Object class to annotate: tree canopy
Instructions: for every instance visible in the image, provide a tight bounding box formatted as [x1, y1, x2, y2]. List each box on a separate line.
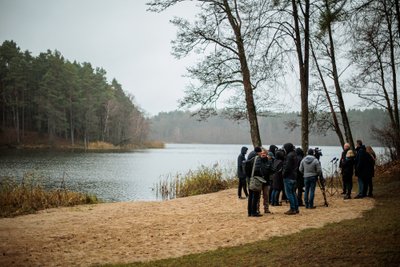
[0, 40, 149, 147]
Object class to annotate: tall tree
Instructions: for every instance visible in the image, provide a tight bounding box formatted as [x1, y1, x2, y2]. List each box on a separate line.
[273, 0, 311, 151]
[315, 0, 355, 149]
[350, 0, 400, 158]
[147, 0, 283, 147]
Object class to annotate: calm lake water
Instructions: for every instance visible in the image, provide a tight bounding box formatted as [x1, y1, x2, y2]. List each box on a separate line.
[0, 144, 385, 202]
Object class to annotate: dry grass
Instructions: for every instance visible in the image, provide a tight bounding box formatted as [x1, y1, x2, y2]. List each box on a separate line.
[108, 160, 400, 267]
[155, 164, 237, 200]
[87, 141, 118, 150]
[0, 174, 99, 218]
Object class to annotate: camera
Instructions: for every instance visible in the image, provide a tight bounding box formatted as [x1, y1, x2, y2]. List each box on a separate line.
[314, 147, 322, 160]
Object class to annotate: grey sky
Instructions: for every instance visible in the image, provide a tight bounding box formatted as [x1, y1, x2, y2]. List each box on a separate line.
[0, 0, 199, 116]
[1, 0, 362, 117]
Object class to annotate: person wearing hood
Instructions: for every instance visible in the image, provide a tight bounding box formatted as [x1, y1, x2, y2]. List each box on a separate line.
[237, 146, 249, 199]
[282, 143, 299, 215]
[271, 149, 285, 206]
[354, 140, 368, 198]
[295, 147, 305, 207]
[244, 146, 263, 217]
[299, 148, 322, 209]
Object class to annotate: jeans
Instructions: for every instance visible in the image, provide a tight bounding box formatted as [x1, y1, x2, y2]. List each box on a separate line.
[271, 189, 281, 205]
[284, 179, 298, 211]
[357, 176, 364, 196]
[304, 176, 317, 208]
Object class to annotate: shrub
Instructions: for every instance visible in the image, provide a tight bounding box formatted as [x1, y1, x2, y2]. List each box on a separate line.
[0, 173, 99, 217]
[155, 164, 237, 200]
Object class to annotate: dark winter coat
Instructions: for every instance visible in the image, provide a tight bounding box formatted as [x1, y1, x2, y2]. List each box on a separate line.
[244, 156, 275, 180]
[237, 146, 248, 179]
[272, 159, 284, 190]
[283, 143, 298, 180]
[342, 156, 355, 178]
[339, 148, 350, 172]
[355, 145, 375, 178]
[244, 156, 263, 178]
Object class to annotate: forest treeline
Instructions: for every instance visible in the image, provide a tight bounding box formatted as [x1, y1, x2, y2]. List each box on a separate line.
[0, 40, 149, 147]
[149, 109, 386, 146]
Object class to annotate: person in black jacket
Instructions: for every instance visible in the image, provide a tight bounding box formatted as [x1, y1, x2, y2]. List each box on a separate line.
[295, 147, 305, 206]
[363, 146, 376, 197]
[355, 140, 368, 198]
[271, 150, 285, 206]
[260, 150, 276, 214]
[244, 147, 263, 217]
[237, 146, 249, 199]
[342, 149, 355, 199]
[283, 143, 299, 215]
[339, 143, 351, 195]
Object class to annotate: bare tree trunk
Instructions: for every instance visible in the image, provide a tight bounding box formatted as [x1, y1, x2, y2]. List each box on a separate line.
[327, 23, 355, 149]
[21, 87, 24, 143]
[395, 0, 400, 37]
[14, 87, 20, 144]
[103, 100, 110, 142]
[292, 0, 310, 152]
[224, 0, 261, 147]
[311, 43, 345, 146]
[384, 0, 400, 155]
[384, 0, 400, 130]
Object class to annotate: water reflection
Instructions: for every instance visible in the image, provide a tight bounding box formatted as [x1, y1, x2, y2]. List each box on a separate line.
[0, 144, 385, 202]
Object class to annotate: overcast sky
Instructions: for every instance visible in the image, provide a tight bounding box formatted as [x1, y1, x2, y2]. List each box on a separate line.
[0, 0, 201, 116]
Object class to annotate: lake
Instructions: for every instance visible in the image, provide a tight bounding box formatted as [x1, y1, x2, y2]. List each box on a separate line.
[0, 144, 385, 202]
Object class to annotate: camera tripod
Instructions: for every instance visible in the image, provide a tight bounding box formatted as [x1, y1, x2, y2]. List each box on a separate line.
[325, 157, 342, 196]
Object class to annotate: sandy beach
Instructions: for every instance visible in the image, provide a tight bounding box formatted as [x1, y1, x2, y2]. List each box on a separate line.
[0, 189, 374, 266]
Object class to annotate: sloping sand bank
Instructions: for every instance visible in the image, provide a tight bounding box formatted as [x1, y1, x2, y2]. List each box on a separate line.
[0, 189, 374, 266]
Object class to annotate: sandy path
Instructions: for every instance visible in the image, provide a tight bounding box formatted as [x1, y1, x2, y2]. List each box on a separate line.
[0, 189, 374, 266]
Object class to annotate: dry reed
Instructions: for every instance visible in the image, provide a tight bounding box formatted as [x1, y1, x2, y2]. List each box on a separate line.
[155, 164, 237, 200]
[0, 173, 98, 217]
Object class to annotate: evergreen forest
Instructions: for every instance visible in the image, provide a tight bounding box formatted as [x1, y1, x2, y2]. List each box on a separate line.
[0, 40, 149, 148]
[149, 109, 386, 146]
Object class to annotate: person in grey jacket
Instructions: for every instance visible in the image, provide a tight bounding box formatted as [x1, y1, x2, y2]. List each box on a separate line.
[299, 148, 322, 209]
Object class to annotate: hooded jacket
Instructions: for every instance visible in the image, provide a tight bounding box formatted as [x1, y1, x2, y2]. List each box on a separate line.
[237, 146, 248, 179]
[299, 155, 322, 178]
[283, 143, 297, 180]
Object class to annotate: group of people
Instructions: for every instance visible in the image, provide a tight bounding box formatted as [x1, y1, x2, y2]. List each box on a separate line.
[237, 143, 323, 217]
[237, 139, 376, 217]
[339, 140, 376, 199]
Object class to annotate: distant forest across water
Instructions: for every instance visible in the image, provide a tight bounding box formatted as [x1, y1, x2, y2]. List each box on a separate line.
[149, 109, 386, 146]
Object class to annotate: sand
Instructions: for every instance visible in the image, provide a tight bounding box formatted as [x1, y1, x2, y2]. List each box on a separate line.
[0, 189, 374, 266]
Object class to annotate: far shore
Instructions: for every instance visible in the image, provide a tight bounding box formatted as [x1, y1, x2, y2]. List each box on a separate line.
[0, 140, 165, 151]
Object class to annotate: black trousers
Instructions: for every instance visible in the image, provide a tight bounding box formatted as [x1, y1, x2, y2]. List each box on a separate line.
[343, 174, 353, 195]
[238, 178, 248, 197]
[248, 189, 260, 216]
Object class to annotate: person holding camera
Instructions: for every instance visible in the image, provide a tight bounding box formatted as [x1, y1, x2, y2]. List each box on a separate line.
[299, 148, 322, 209]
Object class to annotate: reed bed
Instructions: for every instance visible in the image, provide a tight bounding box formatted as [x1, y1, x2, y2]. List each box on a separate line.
[0, 173, 98, 217]
[155, 164, 237, 200]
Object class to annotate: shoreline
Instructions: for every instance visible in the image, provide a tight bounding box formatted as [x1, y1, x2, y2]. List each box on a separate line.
[0, 188, 375, 266]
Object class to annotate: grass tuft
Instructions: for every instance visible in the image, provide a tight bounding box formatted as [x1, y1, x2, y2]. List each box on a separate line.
[155, 164, 237, 200]
[0, 173, 99, 217]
